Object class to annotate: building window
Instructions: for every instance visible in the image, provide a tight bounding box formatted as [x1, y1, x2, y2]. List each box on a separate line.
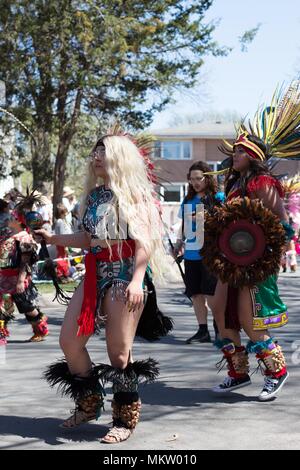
[207, 161, 222, 172]
[160, 183, 186, 203]
[154, 140, 192, 160]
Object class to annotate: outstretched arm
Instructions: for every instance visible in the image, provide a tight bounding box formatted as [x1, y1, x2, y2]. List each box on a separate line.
[34, 229, 91, 249]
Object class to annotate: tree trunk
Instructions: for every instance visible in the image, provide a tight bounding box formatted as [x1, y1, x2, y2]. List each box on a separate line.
[52, 136, 68, 212]
[52, 89, 83, 217]
[31, 129, 52, 189]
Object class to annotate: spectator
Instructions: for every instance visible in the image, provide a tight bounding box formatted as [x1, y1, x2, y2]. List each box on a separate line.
[3, 188, 22, 210]
[62, 186, 76, 225]
[71, 201, 82, 232]
[36, 192, 53, 232]
[54, 203, 73, 282]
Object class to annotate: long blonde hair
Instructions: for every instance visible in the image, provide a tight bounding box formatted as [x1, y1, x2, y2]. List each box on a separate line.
[80, 135, 166, 279]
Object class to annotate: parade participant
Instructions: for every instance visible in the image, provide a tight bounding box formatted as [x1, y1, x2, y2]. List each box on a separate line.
[173, 161, 224, 343]
[202, 81, 300, 401]
[284, 238, 297, 273]
[0, 199, 13, 340]
[37, 127, 171, 444]
[0, 197, 49, 342]
[282, 177, 300, 272]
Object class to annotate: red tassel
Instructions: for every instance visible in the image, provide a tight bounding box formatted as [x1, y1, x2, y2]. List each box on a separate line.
[77, 253, 97, 337]
[77, 241, 136, 337]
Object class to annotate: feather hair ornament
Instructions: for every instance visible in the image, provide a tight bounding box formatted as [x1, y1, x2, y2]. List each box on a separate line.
[207, 80, 300, 175]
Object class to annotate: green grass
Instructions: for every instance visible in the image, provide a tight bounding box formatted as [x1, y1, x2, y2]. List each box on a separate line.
[36, 281, 79, 294]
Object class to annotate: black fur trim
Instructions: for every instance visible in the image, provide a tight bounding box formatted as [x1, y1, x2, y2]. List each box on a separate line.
[43, 359, 105, 401]
[25, 311, 44, 324]
[136, 273, 173, 341]
[114, 391, 139, 405]
[95, 358, 159, 385]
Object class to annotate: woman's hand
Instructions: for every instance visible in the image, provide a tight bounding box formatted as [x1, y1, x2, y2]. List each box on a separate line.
[172, 239, 184, 259]
[125, 280, 144, 312]
[16, 280, 25, 294]
[33, 229, 54, 244]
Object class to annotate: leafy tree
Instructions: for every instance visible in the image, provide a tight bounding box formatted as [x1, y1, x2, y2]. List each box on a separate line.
[0, 0, 228, 209]
[239, 23, 261, 52]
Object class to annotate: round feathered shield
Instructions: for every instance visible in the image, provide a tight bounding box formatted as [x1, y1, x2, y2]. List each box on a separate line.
[201, 197, 286, 287]
[218, 219, 266, 266]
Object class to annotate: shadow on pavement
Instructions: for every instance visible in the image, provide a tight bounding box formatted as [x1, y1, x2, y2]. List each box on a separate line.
[0, 415, 109, 448]
[140, 382, 261, 407]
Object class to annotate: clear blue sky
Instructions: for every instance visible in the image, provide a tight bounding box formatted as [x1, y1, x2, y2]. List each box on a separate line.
[150, 0, 300, 129]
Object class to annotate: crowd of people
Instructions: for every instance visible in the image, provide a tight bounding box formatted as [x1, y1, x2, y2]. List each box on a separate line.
[1, 81, 300, 445]
[1, 186, 84, 281]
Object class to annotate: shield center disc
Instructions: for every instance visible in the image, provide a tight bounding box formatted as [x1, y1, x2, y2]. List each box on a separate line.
[229, 231, 255, 255]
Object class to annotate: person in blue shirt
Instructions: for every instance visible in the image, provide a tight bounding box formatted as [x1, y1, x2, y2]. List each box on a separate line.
[173, 161, 225, 343]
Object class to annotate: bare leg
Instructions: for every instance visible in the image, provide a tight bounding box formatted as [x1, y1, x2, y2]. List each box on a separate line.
[59, 281, 92, 376]
[208, 280, 241, 345]
[101, 287, 144, 443]
[237, 288, 269, 342]
[51, 282, 96, 429]
[191, 294, 208, 325]
[104, 287, 144, 368]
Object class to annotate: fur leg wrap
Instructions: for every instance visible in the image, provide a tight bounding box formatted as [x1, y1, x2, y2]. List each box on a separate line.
[96, 358, 159, 431]
[0, 294, 15, 326]
[44, 359, 105, 418]
[95, 357, 160, 390]
[247, 339, 287, 379]
[112, 392, 142, 430]
[216, 339, 250, 379]
[25, 312, 49, 337]
[0, 294, 15, 337]
[77, 393, 104, 418]
[0, 319, 9, 340]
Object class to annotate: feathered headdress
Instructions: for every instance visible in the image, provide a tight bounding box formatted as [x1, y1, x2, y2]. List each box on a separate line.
[210, 80, 300, 175]
[14, 188, 42, 214]
[13, 188, 71, 305]
[282, 173, 300, 195]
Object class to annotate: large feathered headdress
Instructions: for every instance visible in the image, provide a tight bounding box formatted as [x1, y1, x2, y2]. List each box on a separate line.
[210, 80, 300, 174]
[14, 188, 42, 213]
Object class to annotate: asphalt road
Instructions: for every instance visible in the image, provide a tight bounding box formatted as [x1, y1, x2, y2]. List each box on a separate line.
[0, 271, 299, 450]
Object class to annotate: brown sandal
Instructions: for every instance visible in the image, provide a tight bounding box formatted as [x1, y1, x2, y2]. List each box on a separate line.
[60, 409, 96, 429]
[60, 393, 102, 428]
[100, 426, 132, 443]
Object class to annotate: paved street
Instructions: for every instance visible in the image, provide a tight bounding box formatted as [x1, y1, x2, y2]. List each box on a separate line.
[1, 271, 300, 450]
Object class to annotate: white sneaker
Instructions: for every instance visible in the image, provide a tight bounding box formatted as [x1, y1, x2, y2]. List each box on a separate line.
[258, 372, 289, 401]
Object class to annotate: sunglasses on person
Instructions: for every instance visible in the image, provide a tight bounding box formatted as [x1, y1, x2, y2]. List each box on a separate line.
[90, 146, 106, 160]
